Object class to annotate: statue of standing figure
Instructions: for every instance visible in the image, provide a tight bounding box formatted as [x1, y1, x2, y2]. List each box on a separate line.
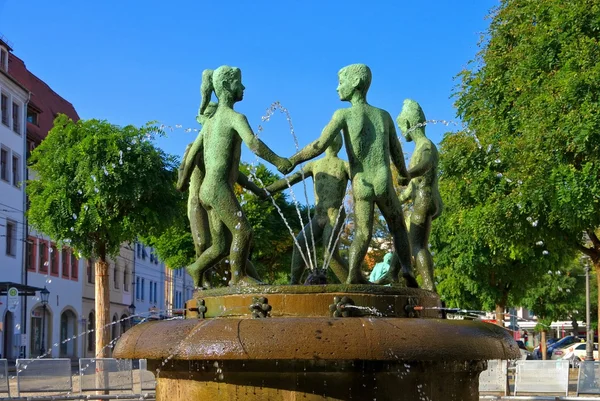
[266, 133, 349, 284]
[397, 99, 443, 292]
[282, 64, 417, 287]
[178, 66, 290, 287]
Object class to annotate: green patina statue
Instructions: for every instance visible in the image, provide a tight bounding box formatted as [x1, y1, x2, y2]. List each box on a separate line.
[397, 99, 443, 292]
[282, 64, 417, 287]
[177, 102, 267, 287]
[266, 133, 349, 285]
[178, 66, 290, 286]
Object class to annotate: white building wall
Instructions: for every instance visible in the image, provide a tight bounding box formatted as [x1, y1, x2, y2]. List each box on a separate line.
[0, 49, 28, 359]
[133, 243, 166, 320]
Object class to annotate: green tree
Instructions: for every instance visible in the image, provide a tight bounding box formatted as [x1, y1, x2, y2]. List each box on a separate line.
[432, 130, 574, 323]
[522, 258, 586, 358]
[454, 0, 600, 330]
[27, 114, 179, 357]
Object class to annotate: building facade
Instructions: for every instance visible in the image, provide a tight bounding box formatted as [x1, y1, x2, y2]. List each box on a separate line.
[0, 36, 29, 360]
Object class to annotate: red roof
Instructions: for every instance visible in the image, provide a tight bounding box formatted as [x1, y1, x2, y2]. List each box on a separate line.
[7, 53, 79, 144]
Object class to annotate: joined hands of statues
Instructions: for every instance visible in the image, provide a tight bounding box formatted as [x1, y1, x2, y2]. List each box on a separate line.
[277, 158, 293, 175]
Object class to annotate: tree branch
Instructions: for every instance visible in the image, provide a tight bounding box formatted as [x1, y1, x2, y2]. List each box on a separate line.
[577, 242, 597, 259]
[588, 229, 600, 251]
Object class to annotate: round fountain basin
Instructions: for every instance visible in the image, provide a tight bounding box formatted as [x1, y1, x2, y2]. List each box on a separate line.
[114, 286, 519, 400]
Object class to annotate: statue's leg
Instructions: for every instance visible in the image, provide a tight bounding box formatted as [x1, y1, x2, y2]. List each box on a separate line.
[410, 194, 435, 291]
[346, 199, 374, 284]
[186, 208, 230, 287]
[290, 218, 322, 284]
[323, 209, 348, 284]
[208, 189, 258, 285]
[409, 219, 436, 291]
[376, 193, 418, 287]
[189, 192, 215, 287]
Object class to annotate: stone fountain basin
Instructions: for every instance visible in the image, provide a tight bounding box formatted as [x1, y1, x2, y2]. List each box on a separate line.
[113, 286, 519, 401]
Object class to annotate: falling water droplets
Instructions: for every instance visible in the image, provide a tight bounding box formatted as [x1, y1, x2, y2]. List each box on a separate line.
[15, 323, 20, 330]
[46, 278, 52, 284]
[236, 211, 242, 217]
[91, 174, 96, 182]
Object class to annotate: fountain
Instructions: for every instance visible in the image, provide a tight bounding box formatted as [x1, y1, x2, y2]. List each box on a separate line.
[114, 64, 519, 401]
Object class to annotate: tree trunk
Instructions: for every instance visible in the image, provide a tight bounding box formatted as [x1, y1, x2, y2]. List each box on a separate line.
[95, 245, 110, 358]
[541, 330, 547, 360]
[495, 304, 505, 327]
[95, 243, 110, 395]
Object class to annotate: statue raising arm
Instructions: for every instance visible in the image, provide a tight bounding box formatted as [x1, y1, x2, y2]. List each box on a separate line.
[287, 112, 345, 173]
[265, 163, 314, 194]
[231, 114, 291, 174]
[237, 172, 269, 199]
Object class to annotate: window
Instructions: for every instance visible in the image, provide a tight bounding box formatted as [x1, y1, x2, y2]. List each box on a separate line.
[5, 220, 16, 256]
[26, 109, 38, 125]
[62, 248, 69, 277]
[136, 277, 140, 300]
[12, 102, 20, 134]
[114, 265, 119, 289]
[38, 241, 48, 273]
[50, 244, 59, 275]
[141, 278, 145, 300]
[1, 94, 7, 126]
[26, 237, 36, 271]
[11, 154, 20, 187]
[0, 147, 8, 181]
[87, 258, 94, 283]
[0, 49, 6, 71]
[136, 243, 141, 258]
[154, 282, 158, 304]
[71, 252, 78, 279]
[123, 268, 129, 292]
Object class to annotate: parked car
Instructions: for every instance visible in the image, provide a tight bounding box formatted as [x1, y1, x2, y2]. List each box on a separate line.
[534, 335, 582, 359]
[559, 342, 598, 367]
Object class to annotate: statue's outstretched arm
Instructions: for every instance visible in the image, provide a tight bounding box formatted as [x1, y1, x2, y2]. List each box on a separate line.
[177, 133, 203, 192]
[234, 114, 291, 173]
[237, 172, 268, 199]
[289, 111, 345, 169]
[266, 163, 313, 194]
[388, 115, 410, 182]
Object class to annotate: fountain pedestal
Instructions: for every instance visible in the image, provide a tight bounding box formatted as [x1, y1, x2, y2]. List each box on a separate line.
[114, 285, 519, 401]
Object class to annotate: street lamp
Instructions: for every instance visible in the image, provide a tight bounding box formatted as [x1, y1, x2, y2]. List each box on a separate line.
[39, 286, 50, 357]
[585, 264, 594, 361]
[128, 302, 136, 317]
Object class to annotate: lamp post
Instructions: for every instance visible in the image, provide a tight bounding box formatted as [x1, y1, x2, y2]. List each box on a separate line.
[39, 286, 50, 357]
[129, 302, 136, 324]
[585, 264, 594, 361]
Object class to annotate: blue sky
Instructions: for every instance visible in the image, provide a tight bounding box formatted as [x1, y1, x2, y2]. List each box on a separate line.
[0, 0, 496, 168]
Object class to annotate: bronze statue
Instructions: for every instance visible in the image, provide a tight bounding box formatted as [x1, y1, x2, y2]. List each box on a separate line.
[178, 66, 290, 286]
[178, 102, 268, 287]
[266, 134, 349, 284]
[282, 64, 417, 287]
[397, 99, 443, 292]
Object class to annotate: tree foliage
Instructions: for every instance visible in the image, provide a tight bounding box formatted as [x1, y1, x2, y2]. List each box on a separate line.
[432, 130, 574, 316]
[28, 115, 179, 258]
[27, 114, 179, 356]
[438, 0, 600, 322]
[454, 0, 600, 263]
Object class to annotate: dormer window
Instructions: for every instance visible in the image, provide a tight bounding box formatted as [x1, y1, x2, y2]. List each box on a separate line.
[0, 48, 7, 71]
[27, 108, 38, 125]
